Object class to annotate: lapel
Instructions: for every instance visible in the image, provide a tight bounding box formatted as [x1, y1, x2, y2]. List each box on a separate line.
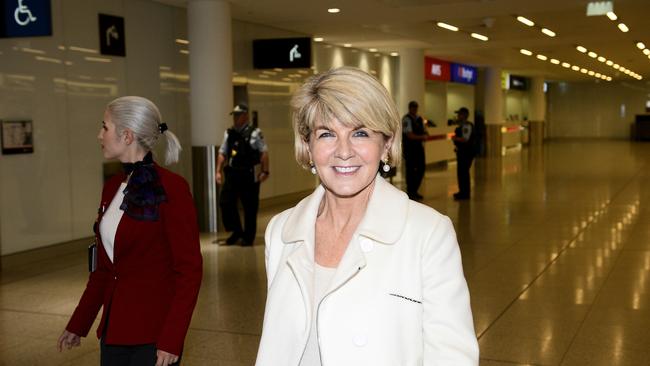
[281, 175, 410, 302]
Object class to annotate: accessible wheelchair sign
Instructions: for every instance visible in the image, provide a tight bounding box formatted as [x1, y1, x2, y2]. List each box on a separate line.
[0, 0, 52, 38]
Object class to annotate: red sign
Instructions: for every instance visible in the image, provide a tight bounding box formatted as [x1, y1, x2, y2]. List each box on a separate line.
[424, 57, 451, 81]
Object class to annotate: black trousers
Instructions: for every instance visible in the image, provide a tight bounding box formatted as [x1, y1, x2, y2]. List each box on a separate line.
[100, 339, 181, 366]
[220, 167, 260, 243]
[404, 148, 425, 196]
[456, 152, 475, 196]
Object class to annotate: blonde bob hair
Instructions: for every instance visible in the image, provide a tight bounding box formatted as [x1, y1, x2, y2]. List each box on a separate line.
[291, 67, 402, 169]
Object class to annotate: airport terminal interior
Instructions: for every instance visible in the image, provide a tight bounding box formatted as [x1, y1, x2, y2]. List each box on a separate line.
[2, 0, 650, 365]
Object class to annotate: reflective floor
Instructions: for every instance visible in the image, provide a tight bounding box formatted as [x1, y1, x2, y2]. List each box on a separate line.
[1, 140, 650, 365]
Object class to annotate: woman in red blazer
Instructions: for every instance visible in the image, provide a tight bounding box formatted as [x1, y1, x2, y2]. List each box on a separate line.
[57, 96, 203, 366]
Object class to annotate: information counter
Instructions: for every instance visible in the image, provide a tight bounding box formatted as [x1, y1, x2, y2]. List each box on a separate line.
[423, 126, 456, 164]
[501, 123, 523, 149]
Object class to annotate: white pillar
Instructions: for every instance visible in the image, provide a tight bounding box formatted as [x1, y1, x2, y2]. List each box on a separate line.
[398, 48, 424, 115]
[529, 76, 546, 145]
[188, 0, 233, 232]
[188, 0, 232, 146]
[483, 67, 503, 125]
[529, 76, 545, 121]
[483, 67, 504, 156]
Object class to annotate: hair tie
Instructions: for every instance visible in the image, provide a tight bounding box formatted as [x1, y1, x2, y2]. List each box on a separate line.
[158, 123, 168, 134]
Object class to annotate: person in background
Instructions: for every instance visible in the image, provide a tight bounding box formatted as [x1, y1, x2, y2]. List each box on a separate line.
[255, 67, 479, 366]
[452, 107, 477, 200]
[216, 104, 270, 246]
[401, 100, 429, 200]
[58, 96, 203, 366]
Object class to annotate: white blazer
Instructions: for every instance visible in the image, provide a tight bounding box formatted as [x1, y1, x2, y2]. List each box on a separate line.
[255, 176, 479, 366]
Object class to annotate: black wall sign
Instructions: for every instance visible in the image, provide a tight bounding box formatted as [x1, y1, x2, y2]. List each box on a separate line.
[509, 75, 529, 91]
[0, 0, 52, 38]
[98, 13, 125, 57]
[253, 37, 311, 69]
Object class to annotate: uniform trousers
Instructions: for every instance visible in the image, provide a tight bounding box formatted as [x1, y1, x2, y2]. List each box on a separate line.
[456, 151, 475, 197]
[404, 145, 425, 197]
[220, 167, 260, 243]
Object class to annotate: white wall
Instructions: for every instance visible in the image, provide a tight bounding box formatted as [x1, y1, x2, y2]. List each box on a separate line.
[446, 83, 475, 119]
[0, 0, 190, 255]
[547, 81, 648, 138]
[424, 81, 446, 126]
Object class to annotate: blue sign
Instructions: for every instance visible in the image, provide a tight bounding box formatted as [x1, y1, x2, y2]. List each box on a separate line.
[450, 63, 477, 85]
[0, 0, 52, 38]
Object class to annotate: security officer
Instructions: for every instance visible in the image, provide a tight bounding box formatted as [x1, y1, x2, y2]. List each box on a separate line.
[216, 104, 270, 246]
[402, 101, 429, 200]
[452, 107, 476, 200]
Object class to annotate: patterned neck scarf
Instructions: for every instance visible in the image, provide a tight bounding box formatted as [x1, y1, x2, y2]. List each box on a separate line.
[120, 152, 167, 221]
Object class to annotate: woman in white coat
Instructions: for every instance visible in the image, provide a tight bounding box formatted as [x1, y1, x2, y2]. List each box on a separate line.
[255, 67, 479, 366]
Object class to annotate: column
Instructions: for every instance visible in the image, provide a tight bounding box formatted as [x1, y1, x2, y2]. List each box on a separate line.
[188, 0, 233, 232]
[397, 48, 424, 115]
[483, 67, 504, 157]
[529, 76, 546, 146]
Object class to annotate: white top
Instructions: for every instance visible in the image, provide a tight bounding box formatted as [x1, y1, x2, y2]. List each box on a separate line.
[299, 262, 337, 366]
[99, 182, 127, 262]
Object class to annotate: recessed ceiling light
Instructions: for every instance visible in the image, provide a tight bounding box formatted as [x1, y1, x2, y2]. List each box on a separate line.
[390, 52, 399, 57]
[516, 16, 535, 27]
[314, 37, 324, 42]
[588, 51, 598, 58]
[588, 71, 595, 76]
[597, 56, 606, 62]
[437, 22, 459, 31]
[369, 48, 378, 52]
[613, 64, 620, 69]
[644, 49, 650, 55]
[606, 12, 617, 21]
[606, 76, 612, 81]
[562, 62, 571, 68]
[595, 73, 602, 78]
[571, 65, 580, 71]
[580, 68, 588, 73]
[520, 49, 533, 56]
[576, 45, 587, 53]
[550, 58, 560, 64]
[328, 8, 340, 13]
[470, 33, 489, 41]
[536, 54, 548, 61]
[343, 43, 352, 47]
[606, 60, 614, 66]
[541, 28, 556, 37]
[624, 70, 631, 75]
[618, 23, 629, 32]
[637, 42, 646, 50]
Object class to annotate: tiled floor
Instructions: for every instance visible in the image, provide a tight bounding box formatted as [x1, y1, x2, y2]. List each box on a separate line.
[1, 140, 650, 365]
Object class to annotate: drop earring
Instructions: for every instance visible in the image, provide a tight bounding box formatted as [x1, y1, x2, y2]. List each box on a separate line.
[309, 160, 317, 175]
[382, 157, 391, 173]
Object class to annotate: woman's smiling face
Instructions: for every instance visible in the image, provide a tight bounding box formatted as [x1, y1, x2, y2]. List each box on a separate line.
[309, 117, 390, 198]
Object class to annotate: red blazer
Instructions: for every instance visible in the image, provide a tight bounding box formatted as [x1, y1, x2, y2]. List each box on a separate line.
[66, 165, 203, 356]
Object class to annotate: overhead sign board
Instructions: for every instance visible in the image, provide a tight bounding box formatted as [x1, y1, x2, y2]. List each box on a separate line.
[0, 0, 52, 38]
[424, 57, 451, 81]
[98, 13, 126, 57]
[450, 63, 477, 84]
[253, 37, 312, 69]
